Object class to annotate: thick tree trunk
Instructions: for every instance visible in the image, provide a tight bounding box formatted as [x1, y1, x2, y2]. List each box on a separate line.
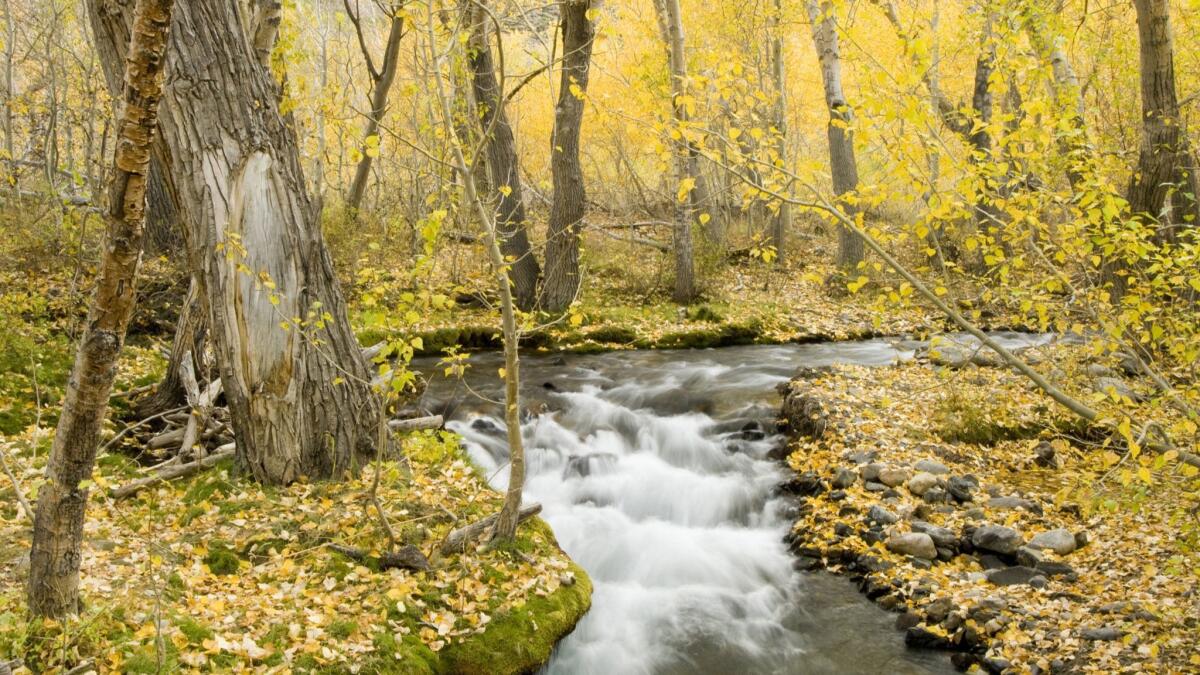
[346, 10, 404, 211]
[28, 0, 174, 618]
[541, 0, 594, 313]
[90, 0, 383, 484]
[655, 0, 697, 303]
[806, 0, 863, 269]
[468, 4, 541, 311]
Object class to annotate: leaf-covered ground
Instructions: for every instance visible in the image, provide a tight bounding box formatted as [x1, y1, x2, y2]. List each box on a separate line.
[0, 428, 589, 673]
[780, 342, 1200, 673]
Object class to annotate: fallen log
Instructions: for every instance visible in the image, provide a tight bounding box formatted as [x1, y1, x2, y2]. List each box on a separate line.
[111, 445, 235, 500]
[388, 415, 444, 432]
[328, 543, 431, 572]
[439, 503, 542, 555]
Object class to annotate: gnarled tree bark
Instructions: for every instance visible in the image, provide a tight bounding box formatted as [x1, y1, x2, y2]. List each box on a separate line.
[89, 0, 384, 484]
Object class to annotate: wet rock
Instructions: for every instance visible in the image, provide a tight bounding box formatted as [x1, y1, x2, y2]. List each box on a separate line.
[925, 597, 954, 623]
[470, 417, 503, 435]
[1028, 528, 1077, 555]
[947, 476, 977, 503]
[895, 611, 922, 631]
[887, 533, 938, 560]
[906, 472, 939, 496]
[779, 387, 828, 437]
[793, 556, 823, 571]
[868, 505, 899, 525]
[905, 625, 954, 650]
[878, 466, 911, 487]
[779, 471, 826, 497]
[973, 525, 1024, 555]
[856, 554, 894, 573]
[985, 566, 1043, 586]
[562, 453, 617, 479]
[914, 459, 950, 475]
[832, 467, 857, 489]
[1079, 626, 1123, 641]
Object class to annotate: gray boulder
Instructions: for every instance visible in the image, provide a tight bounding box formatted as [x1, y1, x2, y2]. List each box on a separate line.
[914, 459, 950, 475]
[973, 525, 1024, 555]
[878, 465, 911, 487]
[906, 472, 939, 496]
[868, 505, 899, 525]
[887, 533, 938, 560]
[1028, 528, 1077, 556]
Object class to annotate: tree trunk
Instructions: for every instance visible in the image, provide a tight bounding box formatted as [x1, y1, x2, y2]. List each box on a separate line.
[28, 0, 175, 618]
[467, 3, 541, 311]
[1023, 2, 1089, 188]
[89, 0, 383, 484]
[806, 0, 863, 269]
[1128, 0, 1198, 241]
[346, 9, 404, 211]
[541, 0, 594, 313]
[769, 0, 790, 263]
[655, 0, 697, 303]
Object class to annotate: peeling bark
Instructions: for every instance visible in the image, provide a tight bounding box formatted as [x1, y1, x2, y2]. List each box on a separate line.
[28, 0, 175, 618]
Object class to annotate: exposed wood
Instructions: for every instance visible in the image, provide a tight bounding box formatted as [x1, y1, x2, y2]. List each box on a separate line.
[328, 542, 431, 572]
[388, 415, 444, 432]
[439, 503, 542, 555]
[111, 445, 235, 500]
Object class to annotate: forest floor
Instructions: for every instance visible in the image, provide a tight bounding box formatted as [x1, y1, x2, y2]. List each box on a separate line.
[0, 425, 590, 673]
[778, 341, 1200, 673]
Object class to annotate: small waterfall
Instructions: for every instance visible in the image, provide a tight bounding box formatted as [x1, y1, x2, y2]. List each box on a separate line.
[421, 335, 1049, 674]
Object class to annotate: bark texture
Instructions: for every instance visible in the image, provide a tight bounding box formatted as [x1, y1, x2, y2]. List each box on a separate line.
[468, 3, 541, 311]
[540, 0, 595, 313]
[28, 0, 174, 618]
[656, 0, 697, 302]
[90, 0, 383, 484]
[806, 0, 863, 269]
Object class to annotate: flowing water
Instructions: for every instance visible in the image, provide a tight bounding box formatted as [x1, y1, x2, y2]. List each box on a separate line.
[416, 333, 1050, 674]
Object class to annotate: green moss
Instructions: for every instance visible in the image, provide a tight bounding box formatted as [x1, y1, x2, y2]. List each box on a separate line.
[203, 542, 241, 576]
[328, 620, 359, 640]
[176, 617, 213, 644]
[652, 320, 763, 350]
[437, 560, 592, 675]
[584, 325, 638, 344]
[686, 304, 724, 322]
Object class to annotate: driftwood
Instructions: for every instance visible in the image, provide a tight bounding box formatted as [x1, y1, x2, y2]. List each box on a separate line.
[111, 445, 234, 500]
[328, 542, 431, 572]
[439, 503, 542, 555]
[388, 415, 444, 432]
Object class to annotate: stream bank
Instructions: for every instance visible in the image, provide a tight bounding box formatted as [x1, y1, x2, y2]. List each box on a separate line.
[775, 337, 1198, 673]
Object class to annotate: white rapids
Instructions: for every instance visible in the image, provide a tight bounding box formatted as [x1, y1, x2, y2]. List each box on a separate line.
[419, 334, 1050, 674]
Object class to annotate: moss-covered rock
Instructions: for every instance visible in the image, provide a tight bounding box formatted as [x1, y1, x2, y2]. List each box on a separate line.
[437, 560, 592, 675]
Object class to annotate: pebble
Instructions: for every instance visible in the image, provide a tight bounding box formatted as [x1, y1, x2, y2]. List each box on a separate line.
[878, 465, 911, 487]
[860, 463, 883, 482]
[868, 505, 899, 525]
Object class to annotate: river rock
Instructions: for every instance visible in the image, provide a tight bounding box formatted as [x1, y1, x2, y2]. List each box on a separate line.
[915, 459, 950, 475]
[1080, 626, 1123, 641]
[1015, 546, 1043, 568]
[860, 463, 884, 482]
[922, 487, 949, 504]
[832, 467, 857, 489]
[906, 472, 939, 496]
[911, 521, 956, 549]
[947, 476, 976, 503]
[779, 387, 828, 437]
[779, 471, 826, 497]
[878, 466, 911, 487]
[987, 495, 1039, 513]
[864, 481, 887, 493]
[887, 533, 937, 559]
[868, 505, 899, 525]
[973, 525, 1024, 555]
[1028, 528, 1077, 555]
[985, 566, 1044, 587]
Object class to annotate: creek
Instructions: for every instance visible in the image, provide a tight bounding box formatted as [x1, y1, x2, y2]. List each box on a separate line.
[416, 333, 1049, 674]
